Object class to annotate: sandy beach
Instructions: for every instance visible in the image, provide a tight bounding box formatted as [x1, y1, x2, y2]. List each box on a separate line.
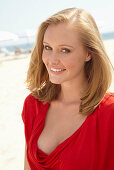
[0, 40, 114, 170]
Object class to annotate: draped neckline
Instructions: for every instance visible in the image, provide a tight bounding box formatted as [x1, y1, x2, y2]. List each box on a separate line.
[37, 102, 91, 157]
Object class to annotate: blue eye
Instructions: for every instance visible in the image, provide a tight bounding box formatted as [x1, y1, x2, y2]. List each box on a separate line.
[43, 45, 70, 53]
[44, 45, 52, 50]
[62, 48, 70, 53]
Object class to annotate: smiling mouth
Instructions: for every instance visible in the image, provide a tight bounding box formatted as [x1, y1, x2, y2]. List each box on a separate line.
[49, 67, 66, 75]
[50, 68, 66, 72]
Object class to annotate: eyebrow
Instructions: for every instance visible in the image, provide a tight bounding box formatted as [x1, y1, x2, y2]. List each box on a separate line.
[43, 41, 74, 48]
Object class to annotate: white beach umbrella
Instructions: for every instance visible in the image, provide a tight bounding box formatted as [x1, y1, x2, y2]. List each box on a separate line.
[17, 29, 36, 51]
[0, 31, 18, 42]
[19, 29, 37, 38]
[24, 29, 37, 37]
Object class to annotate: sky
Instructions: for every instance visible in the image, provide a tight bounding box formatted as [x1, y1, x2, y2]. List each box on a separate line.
[0, 0, 114, 34]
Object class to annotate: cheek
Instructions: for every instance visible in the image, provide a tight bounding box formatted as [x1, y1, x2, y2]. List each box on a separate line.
[63, 56, 85, 71]
[42, 53, 48, 65]
[65, 61, 74, 70]
[62, 56, 77, 68]
[61, 56, 74, 68]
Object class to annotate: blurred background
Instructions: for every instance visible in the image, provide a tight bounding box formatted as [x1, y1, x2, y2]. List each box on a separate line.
[0, 0, 114, 169]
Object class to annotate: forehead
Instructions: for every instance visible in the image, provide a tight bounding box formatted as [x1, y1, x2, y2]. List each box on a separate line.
[43, 22, 81, 45]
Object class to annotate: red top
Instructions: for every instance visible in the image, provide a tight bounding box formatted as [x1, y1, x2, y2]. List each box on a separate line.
[22, 93, 114, 170]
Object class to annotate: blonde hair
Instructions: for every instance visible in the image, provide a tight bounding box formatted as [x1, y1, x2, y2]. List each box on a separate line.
[26, 8, 112, 115]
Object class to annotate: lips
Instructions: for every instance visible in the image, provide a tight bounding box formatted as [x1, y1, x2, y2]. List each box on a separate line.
[50, 68, 66, 72]
[50, 66, 66, 71]
[49, 67, 66, 75]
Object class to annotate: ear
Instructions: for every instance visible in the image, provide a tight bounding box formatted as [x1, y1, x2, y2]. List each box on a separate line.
[85, 52, 92, 62]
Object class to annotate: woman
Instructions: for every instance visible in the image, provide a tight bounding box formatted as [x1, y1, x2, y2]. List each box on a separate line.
[22, 8, 114, 170]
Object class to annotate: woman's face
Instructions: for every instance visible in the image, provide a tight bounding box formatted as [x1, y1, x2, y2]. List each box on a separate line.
[42, 22, 91, 85]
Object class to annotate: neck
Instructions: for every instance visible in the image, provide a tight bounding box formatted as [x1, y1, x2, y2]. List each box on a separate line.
[58, 76, 88, 105]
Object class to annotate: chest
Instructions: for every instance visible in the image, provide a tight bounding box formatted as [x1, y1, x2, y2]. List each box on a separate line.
[37, 104, 87, 155]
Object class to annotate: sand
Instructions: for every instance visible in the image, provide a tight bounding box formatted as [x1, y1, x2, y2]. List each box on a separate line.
[0, 40, 114, 170]
[0, 54, 30, 170]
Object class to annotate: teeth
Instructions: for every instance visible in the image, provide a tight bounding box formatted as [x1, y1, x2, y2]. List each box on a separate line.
[51, 68, 65, 72]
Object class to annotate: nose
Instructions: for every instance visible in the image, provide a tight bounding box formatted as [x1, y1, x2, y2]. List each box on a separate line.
[49, 52, 60, 65]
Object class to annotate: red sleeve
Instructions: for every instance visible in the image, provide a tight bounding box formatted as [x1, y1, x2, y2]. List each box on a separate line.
[21, 94, 38, 146]
[99, 94, 114, 128]
[98, 94, 114, 169]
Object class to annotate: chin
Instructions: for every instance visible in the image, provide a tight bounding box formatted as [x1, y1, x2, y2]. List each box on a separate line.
[50, 80, 61, 85]
[49, 78, 62, 85]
